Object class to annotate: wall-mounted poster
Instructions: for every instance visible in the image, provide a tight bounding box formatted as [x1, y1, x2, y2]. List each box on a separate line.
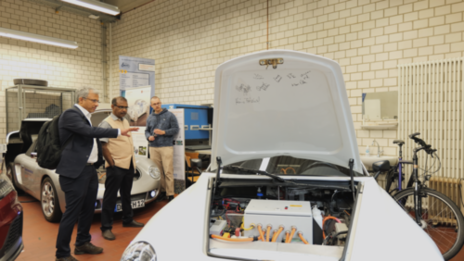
[132, 127, 148, 158]
[125, 86, 151, 127]
[119, 56, 155, 127]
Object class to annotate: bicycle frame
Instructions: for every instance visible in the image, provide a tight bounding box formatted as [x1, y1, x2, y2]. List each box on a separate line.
[398, 147, 403, 191]
[412, 147, 426, 225]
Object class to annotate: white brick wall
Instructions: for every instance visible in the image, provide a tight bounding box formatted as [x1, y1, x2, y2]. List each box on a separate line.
[0, 0, 104, 143]
[2, 0, 464, 156]
[109, 0, 464, 156]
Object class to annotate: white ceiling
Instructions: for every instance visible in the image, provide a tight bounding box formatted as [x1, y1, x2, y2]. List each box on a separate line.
[104, 0, 154, 13]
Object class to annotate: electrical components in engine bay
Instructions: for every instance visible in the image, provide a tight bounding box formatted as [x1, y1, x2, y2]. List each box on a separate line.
[209, 198, 316, 244]
[210, 219, 228, 236]
[243, 199, 312, 244]
[209, 193, 351, 246]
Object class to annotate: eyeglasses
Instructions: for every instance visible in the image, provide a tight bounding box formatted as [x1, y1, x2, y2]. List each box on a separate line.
[83, 97, 100, 103]
[116, 106, 129, 109]
[152, 102, 161, 106]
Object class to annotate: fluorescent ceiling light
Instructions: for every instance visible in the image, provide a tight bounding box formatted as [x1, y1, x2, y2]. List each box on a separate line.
[62, 0, 120, 16]
[0, 27, 78, 49]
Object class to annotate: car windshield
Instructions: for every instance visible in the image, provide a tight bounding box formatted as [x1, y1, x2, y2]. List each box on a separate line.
[222, 156, 363, 177]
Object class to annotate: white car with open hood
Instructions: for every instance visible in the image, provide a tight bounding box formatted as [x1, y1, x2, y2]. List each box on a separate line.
[120, 50, 443, 261]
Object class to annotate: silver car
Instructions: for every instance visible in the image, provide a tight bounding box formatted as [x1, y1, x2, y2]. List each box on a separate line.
[4, 108, 161, 222]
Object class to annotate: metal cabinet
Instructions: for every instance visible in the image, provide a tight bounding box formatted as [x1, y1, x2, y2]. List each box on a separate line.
[5, 85, 76, 133]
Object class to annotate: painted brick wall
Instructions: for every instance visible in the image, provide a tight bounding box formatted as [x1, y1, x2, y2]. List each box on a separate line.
[0, 0, 104, 143]
[110, 0, 464, 156]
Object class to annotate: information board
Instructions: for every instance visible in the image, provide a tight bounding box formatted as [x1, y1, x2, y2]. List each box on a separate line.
[169, 108, 186, 194]
[119, 56, 155, 127]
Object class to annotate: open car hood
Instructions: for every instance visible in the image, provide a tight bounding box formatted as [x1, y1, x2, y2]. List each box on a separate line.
[211, 50, 362, 174]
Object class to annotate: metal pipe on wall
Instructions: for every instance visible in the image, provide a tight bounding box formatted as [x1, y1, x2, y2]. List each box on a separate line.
[109, 23, 113, 100]
[101, 22, 108, 102]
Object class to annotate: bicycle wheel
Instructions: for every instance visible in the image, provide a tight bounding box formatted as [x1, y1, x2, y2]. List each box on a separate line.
[393, 187, 464, 260]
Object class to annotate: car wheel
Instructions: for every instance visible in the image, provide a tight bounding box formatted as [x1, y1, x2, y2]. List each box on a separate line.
[41, 177, 62, 222]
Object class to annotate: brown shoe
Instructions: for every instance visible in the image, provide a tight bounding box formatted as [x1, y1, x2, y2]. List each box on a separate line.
[56, 256, 79, 261]
[123, 220, 144, 227]
[74, 242, 103, 255]
[102, 229, 115, 240]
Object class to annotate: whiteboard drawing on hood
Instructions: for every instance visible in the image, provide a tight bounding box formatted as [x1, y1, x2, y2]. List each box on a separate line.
[125, 86, 151, 126]
[232, 70, 312, 106]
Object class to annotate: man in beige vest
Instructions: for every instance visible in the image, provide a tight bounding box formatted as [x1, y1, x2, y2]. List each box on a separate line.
[98, 96, 144, 241]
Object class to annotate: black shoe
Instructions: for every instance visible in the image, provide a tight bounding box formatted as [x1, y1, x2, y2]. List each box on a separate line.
[74, 242, 103, 255]
[123, 220, 144, 227]
[156, 192, 166, 202]
[167, 195, 174, 202]
[102, 230, 115, 240]
[56, 256, 79, 261]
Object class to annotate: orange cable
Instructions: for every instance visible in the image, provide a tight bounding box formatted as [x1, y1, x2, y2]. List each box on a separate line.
[266, 225, 272, 242]
[322, 216, 341, 238]
[271, 226, 284, 242]
[257, 225, 266, 242]
[298, 232, 309, 245]
[286, 227, 296, 243]
[211, 234, 260, 242]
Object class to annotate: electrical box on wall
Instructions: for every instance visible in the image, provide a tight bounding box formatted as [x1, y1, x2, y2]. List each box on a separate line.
[162, 104, 212, 140]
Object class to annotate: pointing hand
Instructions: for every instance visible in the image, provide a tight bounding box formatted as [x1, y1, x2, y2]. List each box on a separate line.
[121, 127, 139, 137]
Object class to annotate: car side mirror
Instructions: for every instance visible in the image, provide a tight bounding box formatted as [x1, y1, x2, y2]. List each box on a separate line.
[190, 158, 202, 169]
[372, 160, 391, 172]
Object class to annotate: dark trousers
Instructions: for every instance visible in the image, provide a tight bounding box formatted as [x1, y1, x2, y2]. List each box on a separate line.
[100, 163, 134, 231]
[56, 165, 98, 258]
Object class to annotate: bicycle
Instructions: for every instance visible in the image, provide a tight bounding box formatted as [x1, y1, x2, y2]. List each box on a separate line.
[383, 139, 412, 196]
[375, 133, 464, 260]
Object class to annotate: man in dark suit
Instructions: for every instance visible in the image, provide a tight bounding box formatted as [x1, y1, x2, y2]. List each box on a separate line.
[55, 88, 138, 261]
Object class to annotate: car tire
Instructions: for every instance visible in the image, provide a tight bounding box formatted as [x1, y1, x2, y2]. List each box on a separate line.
[41, 177, 62, 222]
[5, 162, 23, 192]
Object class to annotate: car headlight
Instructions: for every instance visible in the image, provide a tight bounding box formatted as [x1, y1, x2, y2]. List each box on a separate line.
[148, 165, 160, 180]
[0, 177, 14, 199]
[120, 241, 156, 261]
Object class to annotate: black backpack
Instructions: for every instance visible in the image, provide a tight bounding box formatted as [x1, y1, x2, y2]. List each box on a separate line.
[36, 107, 82, 169]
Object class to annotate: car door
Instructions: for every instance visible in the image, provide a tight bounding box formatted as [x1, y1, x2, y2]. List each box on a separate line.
[19, 140, 43, 199]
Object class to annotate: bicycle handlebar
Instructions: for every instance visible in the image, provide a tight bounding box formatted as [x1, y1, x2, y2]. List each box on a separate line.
[409, 132, 421, 139]
[408, 132, 436, 155]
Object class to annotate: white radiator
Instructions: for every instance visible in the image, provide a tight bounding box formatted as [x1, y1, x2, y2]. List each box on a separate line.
[429, 177, 463, 224]
[398, 58, 463, 184]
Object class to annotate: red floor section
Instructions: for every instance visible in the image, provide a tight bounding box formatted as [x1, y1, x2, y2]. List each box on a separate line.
[16, 193, 167, 261]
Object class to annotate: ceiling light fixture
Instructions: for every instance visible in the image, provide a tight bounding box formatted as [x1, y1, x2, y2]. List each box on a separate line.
[62, 0, 120, 16]
[0, 27, 78, 49]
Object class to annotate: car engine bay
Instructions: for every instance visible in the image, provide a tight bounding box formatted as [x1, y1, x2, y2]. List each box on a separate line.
[208, 179, 355, 252]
